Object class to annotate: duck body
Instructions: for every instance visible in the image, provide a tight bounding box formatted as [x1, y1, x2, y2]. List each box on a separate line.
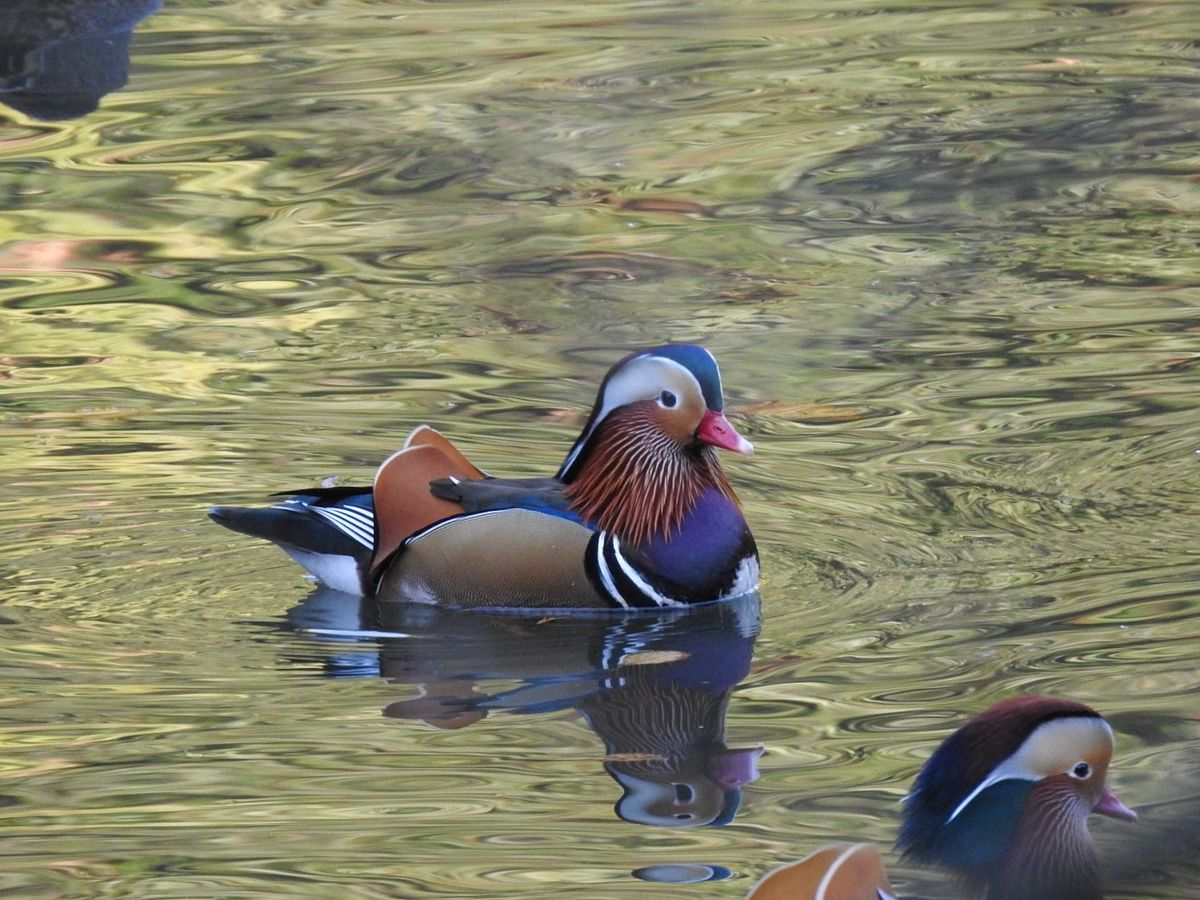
[211, 344, 758, 611]
[898, 695, 1137, 900]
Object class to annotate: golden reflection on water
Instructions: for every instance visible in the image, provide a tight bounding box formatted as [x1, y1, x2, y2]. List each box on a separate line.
[1, 0, 1199, 897]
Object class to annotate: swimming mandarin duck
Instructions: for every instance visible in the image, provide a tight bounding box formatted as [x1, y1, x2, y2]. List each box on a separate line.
[210, 344, 758, 609]
[749, 696, 1136, 900]
[898, 695, 1136, 899]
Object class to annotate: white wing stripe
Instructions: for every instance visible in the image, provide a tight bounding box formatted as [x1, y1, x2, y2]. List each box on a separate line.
[317, 505, 372, 527]
[311, 506, 375, 549]
[313, 505, 373, 530]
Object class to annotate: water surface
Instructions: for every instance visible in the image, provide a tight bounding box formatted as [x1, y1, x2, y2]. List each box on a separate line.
[1, 1, 1198, 897]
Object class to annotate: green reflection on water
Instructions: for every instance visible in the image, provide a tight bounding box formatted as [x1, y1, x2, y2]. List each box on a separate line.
[1, 0, 1198, 897]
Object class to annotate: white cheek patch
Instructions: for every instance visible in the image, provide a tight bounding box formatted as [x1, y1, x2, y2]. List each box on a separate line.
[946, 715, 1113, 823]
[560, 355, 703, 474]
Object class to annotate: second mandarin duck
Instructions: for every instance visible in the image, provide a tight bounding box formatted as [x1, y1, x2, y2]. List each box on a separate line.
[750, 695, 1136, 900]
[898, 694, 1137, 899]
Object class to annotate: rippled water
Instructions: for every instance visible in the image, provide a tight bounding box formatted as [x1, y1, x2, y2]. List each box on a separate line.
[1, 1, 1198, 897]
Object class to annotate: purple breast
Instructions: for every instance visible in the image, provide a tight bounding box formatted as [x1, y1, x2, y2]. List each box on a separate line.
[637, 488, 754, 588]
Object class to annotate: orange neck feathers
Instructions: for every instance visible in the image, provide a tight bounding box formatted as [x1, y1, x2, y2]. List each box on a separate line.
[562, 404, 738, 547]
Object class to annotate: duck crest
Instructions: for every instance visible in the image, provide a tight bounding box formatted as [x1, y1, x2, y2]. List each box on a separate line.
[562, 402, 738, 547]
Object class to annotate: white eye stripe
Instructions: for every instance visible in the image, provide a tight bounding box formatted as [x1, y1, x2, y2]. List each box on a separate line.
[559, 355, 704, 477]
[600, 356, 700, 417]
[945, 716, 1113, 824]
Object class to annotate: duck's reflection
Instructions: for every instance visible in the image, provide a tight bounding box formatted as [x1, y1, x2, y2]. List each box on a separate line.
[286, 588, 763, 827]
[0, 0, 161, 120]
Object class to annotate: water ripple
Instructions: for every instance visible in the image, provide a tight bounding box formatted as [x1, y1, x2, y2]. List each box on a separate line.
[1, 1, 1198, 896]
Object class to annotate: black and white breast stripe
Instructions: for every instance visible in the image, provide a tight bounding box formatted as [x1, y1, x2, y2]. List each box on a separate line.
[272, 498, 375, 550]
[587, 532, 685, 610]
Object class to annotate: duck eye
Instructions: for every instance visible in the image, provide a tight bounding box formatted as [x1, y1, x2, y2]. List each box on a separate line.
[659, 390, 677, 408]
[1071, 762, 1090, 779]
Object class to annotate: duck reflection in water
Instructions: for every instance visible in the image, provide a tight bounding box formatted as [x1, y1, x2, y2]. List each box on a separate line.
[286, 588, 764, 827]
[0, 0, 161, 120]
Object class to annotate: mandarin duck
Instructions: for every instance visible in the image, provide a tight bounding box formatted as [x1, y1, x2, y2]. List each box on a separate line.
[749, 696, 1136, 900]
[898, 695, 1137, 899]
[211, 344, 758, 610]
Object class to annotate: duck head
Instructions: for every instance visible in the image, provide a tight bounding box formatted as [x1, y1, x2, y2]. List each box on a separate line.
[557, 344, 753, 546]
[898, 695, 1137, 900]
[608, 745, 763, 828]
